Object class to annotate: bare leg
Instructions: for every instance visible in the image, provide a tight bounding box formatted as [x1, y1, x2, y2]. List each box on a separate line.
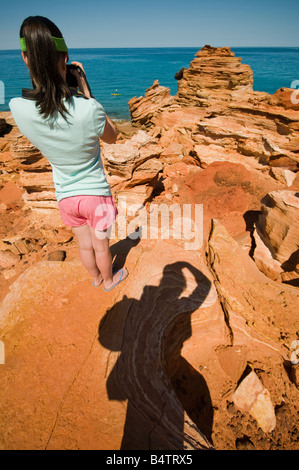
[89, 226, 113, 286]
[90, 226, 128, 290]
[72, 224, 103, 286]
[73, 224, 128, 290]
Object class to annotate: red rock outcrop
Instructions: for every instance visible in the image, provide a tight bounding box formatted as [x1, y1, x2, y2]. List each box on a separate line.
[253, 190, 299, 283]
[129, 45, 299, 173]
[176, 45, 253, 107]
[1, 224, 298, 450]
[128, 80, 176, 126]
[1, 44, 299, 451]
[101, 130, 163, 206]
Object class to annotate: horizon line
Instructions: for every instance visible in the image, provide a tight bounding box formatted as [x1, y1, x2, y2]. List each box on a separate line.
[0, 45, 299, 52]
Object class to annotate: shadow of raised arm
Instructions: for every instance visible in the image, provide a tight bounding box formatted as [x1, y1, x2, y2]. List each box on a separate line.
[98, 260, 214, 450]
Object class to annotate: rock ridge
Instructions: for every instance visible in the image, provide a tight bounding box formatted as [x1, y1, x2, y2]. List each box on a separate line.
[0, 44, 298, 450]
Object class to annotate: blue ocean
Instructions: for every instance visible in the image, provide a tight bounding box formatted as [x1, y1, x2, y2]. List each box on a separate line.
[0, 47, 298, 121]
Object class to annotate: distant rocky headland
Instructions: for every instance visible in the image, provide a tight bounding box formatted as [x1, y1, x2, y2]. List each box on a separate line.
[0, 45, 298, 450]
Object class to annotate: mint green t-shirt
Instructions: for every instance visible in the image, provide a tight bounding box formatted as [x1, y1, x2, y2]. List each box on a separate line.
[9, 92, 111, 202]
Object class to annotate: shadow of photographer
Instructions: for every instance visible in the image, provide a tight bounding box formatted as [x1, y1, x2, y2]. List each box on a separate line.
[98, 258, 214, 450]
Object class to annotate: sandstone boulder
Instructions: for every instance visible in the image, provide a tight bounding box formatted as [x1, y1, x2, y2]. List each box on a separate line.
[269, 87, 299, 111]
[18, 170, 57, 212]
[10, 136, 44, 164]
[128, 80, 175, 126]
[177, 45, 253, 107]
[7, 136, 58, 222]
[101, 130, 161, 179]
[47, 250, 66, 261]
[102, 130, 163, 206]
[0, 250, 20, 269]
[251, 225, 283, 281]
[123, 158, 163, 187]
[269, 168, 297, 187]
[0, 236, 39, 256]
[253, 191, 299, 281]
[207, 218, 299, 345]
[115, 182, 156, 208]
[19, 170, 54, 193]
[232, 371, 276, 433]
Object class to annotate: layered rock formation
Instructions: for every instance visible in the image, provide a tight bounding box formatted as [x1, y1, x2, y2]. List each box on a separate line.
[128, 80, 176, 126]
[0, 45, 299, 450]
[1, 221, 298, 450]
[129, 45, 299, 173]
[253, 190, 299, 283]
[127, 44, 299, 282]
[176, 45, 254, 107]
[101, 130, 163, 206]
[10, 136, 59, 224]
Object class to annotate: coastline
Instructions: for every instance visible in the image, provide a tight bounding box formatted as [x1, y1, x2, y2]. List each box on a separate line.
[0, 46, 298, 451]
[1, 46, 299, 119]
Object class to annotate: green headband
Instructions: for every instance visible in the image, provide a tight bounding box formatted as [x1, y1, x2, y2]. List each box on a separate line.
[20, 36, 68, 53]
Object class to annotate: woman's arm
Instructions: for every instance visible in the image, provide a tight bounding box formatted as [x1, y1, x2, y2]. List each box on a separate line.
[101, 115, 118, 144]
[70, 61, 118, 143]
[70, 61, 92, 98]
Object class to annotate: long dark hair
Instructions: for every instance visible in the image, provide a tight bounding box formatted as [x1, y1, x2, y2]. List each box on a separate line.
[20, 16, 71, 119]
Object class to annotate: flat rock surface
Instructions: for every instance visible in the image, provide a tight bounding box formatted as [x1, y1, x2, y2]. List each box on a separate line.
[0, 239, 217, 450]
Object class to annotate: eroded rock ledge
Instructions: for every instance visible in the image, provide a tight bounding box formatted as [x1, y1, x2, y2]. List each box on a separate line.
[129, 45, 299, 174]
[0, 45, 299, 450]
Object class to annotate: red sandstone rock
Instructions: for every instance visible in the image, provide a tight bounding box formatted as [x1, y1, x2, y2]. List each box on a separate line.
[177, 45, 253, 107]
[207, 218, 299, 344]
[47, 250, 66, 261]
[0, 182, 23, 205]
[232, 371, 276, 433]
[128, 80, 175, 126]
[260, 191, 299, 263]
[129, 46, 299, 172]
[0, 242, 218, 450]
[270, 87, 299, 111]
[1, 46, 299, 451]
[253, 191, 299, 282]
[0, 249, 20, 268]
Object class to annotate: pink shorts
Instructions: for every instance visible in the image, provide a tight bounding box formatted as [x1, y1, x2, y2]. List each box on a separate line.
[58, 195, 118, 231]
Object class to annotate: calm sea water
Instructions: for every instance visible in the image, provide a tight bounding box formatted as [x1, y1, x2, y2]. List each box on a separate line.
[0, 47, 298, 120]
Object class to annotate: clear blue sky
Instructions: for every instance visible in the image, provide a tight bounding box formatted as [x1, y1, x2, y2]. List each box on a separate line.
[0, 0, 298, 49]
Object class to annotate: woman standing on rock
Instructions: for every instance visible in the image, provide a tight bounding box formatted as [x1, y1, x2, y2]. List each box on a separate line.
[9, 16, 128, 291]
